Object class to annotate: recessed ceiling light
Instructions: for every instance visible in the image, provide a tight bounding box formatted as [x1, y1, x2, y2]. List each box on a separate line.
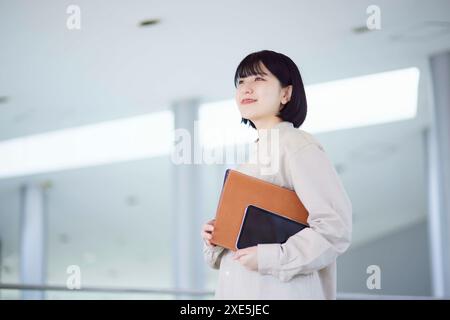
[390, 21, 450, 42]
[0, 96, 9, 104]
[139, 18, 160, 27]
[352, 25, 371, 34]
[125, 195, 139, 207]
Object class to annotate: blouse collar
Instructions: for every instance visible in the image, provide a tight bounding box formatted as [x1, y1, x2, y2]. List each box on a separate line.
[255, 121, 293, 143]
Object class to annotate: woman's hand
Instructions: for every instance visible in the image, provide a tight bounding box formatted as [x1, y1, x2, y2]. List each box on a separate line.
[233, 246, 258, 271]
[201, 219, 216, 248]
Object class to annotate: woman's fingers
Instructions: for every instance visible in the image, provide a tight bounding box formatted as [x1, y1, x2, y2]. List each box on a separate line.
[203, 222, 214, 230]
[233, 247, 256, 260]
[201, 220, 216, 247]
[201, 231, 212, 240]
[233, 250, 247, 260]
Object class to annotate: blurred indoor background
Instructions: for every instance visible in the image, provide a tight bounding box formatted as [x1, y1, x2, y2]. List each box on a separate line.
[1, 0, 450, 299]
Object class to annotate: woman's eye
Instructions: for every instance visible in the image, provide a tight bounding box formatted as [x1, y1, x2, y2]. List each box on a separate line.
[237, 77, 263, 85]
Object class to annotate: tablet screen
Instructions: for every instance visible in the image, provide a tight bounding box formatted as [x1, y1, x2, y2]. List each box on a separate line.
[236, 205, 308, 249]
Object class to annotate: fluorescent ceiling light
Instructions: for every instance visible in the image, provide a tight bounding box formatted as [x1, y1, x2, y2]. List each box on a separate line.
[302, 67, 420, 133]
[0, 111, 173, 179]
[199, 67, 420, 142]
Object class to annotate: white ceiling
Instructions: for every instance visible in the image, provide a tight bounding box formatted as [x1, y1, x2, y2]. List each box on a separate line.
[0, 0, 449, 292]
[1, 0, 450, 141]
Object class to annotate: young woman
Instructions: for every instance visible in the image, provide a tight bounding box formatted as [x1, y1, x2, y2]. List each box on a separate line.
[201, 50, 352, 299]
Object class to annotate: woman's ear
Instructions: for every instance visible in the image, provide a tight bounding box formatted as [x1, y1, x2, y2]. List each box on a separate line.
[280, 85, 293, 110]
[281, 85, 293, 105]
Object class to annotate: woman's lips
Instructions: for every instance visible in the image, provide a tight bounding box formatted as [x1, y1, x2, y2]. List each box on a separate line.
[241, 99, 257, 105]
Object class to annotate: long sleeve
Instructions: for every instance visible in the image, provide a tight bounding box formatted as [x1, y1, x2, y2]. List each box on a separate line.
[257, 143, 352, 282]
[203, 240, 226, 270]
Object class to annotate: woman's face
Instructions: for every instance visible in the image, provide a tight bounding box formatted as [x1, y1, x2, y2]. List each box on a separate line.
[235, 61, 292, 125]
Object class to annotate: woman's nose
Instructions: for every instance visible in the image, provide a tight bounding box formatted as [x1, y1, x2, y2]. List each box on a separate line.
[242, 83, 253, 94]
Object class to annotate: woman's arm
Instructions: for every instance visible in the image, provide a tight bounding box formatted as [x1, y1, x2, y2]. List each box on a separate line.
[257, 143, 352, 282]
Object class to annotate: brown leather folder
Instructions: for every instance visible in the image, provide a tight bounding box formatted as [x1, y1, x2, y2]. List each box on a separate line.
[211, 169, 309, 251]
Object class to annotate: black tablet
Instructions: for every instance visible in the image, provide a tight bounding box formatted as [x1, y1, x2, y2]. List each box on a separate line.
[236, 205, 309, 249]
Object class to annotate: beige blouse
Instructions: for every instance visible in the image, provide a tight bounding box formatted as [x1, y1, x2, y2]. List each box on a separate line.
[203, 121, 352, 300]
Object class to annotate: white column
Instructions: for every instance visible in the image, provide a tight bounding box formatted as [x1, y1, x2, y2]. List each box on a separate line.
[427, 51, 450, 298]
[171, 98, 205, 299]
[20, 184, 47, 300]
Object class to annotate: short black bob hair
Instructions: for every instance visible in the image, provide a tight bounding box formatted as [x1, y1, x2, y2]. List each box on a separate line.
[234, 50, 307, 129]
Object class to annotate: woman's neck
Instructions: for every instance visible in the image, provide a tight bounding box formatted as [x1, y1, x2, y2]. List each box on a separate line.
[254, 117, 283, 135]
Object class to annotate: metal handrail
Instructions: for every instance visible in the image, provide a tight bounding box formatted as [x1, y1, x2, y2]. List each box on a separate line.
[0, 283, 442, 299]
[337, 292, 440, 300]
[0, 283, 214, 296]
